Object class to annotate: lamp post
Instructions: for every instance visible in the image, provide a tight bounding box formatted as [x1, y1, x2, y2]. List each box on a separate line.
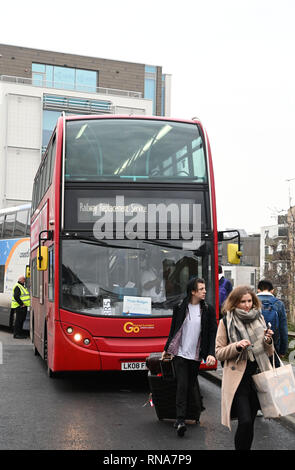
[286, 178, 295, 324]
[286, 177, 295, 208]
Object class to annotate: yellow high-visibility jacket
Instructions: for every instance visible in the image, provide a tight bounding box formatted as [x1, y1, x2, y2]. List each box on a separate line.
[11, 283, 30, 308]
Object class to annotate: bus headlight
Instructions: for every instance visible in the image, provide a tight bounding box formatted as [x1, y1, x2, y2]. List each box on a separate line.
[62, 323, 96, 350]
[74, 333, 82, 342]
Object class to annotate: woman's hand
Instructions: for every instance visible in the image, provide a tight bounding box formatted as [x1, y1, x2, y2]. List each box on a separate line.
[236, 339, 252, 350]
[205, 355, 216, 366]
[264, 328, 274, 344]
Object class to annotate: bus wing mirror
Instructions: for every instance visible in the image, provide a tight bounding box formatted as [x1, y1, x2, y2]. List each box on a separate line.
[37, 246, 48, 271]
[37, 230, 53, 271]
[25, 265, 31, 278]
[227, 243, 242, 265]
[219, 230, 242, 264]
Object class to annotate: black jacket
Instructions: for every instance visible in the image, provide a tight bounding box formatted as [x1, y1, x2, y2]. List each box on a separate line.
[164, 298, 217, 360]
[13, 285, 24, 308]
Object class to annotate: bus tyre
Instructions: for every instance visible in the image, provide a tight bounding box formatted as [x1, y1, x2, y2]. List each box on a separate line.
[47, 365, 54, 378]
[44, 328, 55, 378]
[32, 317, 39, 356]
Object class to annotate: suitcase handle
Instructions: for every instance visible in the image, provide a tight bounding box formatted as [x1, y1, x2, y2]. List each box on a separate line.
[162, 352, 173, 361]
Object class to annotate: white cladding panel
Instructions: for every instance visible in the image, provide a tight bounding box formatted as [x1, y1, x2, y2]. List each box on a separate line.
[5, 147, 40, 200]
[0, 80, 154, 209]
[7, 94, 41, 149]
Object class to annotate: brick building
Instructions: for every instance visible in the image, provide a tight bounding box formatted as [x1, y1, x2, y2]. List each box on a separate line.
[0, 44, 171, 209]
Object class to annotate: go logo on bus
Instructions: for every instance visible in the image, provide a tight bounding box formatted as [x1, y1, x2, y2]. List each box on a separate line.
[123, 322, 140, 334]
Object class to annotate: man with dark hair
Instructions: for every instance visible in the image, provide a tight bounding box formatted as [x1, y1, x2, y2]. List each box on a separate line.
[218, 265, 233, 317]
[257, 280, 273, 292]
[162, 278, 217, 436]
[257, 279, 288, 365]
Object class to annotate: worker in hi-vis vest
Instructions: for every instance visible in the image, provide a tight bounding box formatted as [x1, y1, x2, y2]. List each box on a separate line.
[11, 275, 30, 339]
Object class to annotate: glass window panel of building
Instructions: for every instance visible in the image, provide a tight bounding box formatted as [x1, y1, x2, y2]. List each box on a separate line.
[76, 69, 98, 92]
[161, 75, 165, 116]
[144, 65, 157, 115]
[54, 66, 75, 90]
[32, 63, 97, 93]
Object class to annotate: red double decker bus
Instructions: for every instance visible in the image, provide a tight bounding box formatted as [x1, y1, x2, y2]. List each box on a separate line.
[30, 115, 239, 376]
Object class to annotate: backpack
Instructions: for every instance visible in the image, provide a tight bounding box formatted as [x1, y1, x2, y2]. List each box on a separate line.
[219, 277, 229, 306]
[260, 298, 280, 343]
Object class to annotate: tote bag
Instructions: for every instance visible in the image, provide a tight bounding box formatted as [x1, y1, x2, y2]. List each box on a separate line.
[252, 353, 295, 419]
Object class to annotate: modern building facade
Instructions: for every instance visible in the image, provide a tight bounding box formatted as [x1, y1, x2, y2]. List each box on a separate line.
[219, 230, 260, 290]
[260, 215, 289, 311]
[0, 44, 171, 209]
[220, 265, 260, 291]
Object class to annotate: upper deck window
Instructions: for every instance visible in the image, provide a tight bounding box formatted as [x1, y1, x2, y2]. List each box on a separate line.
[65, 119, 207, 182]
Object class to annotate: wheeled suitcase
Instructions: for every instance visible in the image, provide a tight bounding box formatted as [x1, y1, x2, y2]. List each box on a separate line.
[147, 373, 202, 421]
[146, 352, 202, 421]
[146, 352, 162, 375]
[146, 352, 175, 378]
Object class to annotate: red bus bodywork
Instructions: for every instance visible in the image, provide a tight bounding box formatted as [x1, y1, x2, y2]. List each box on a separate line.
[30, 115, 219, 375]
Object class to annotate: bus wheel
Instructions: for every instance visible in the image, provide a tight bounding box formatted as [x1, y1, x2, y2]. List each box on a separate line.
[32, 316, 39, 356]
[47, 365, 55, 378]
[44, 328, 55, 378]
[33, 337, 39, 355]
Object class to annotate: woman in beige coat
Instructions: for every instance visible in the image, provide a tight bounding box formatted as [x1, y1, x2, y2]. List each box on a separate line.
[215, 285, 274, 450]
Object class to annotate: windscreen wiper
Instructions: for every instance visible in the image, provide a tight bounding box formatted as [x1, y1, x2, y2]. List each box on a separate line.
[63, 232, 145, 250]
[80, 240, 144, 250]
[143, 240, 183, 250]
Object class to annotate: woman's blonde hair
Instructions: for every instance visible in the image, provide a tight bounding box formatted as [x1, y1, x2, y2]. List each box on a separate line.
[222, 285, 261, 313]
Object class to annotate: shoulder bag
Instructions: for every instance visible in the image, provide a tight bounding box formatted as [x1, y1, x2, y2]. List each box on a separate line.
[252, 351, 295, 418]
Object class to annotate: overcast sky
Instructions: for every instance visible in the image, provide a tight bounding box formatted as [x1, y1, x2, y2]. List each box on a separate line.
[2, 0, 295, 233]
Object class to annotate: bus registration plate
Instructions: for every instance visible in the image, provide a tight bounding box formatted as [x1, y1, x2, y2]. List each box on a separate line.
[121, 361, 147, 371]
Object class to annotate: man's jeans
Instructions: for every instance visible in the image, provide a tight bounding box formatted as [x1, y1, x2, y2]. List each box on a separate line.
[173, 355, 201, 420]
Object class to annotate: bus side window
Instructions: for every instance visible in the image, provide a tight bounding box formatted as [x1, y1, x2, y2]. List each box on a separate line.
[43, 154, 49, 194]
[48, 247, 54, 302]
[40, 163, 45, 202]
[32, 258, 39, 298]
[15, 209, 29, 237]
[31, 184, 36, 214]
[49, 136, 56, 184]
[35, 173, 41, 209]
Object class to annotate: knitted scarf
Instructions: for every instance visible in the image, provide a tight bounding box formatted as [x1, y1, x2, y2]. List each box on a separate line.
[226, 308, 272, 372]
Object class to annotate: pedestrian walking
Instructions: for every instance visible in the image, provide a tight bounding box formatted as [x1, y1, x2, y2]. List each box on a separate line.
[218, 265, 232, 318]
[257, 279, 288, 366]
[215, 285, 274, 450]
[162, 277, 217, 437]
[11, 275, 30, 339]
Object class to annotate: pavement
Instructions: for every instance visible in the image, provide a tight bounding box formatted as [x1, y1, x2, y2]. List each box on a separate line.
[0, 327, 30, 345]
[2, 326, 295, 432]
[201, 362, 295, 432]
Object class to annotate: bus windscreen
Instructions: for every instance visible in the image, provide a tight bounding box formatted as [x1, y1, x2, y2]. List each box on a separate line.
[65, 119, 207, 182]
[61, 237, 214, 317]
